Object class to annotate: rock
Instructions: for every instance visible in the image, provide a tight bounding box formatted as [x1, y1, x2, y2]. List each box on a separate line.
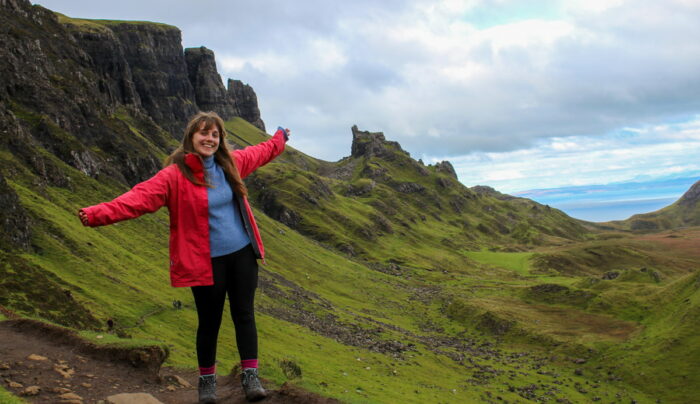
[107, 23, 198, 136]
[350, 125, 409, 159]
[602, 271, 619, 280]
[106, 393, 164, 404]
[394, 182, 425, 193]
[345, 180, 376, 197]
[574, 368, 583, 376]
[227, 79, 265, 131]
[470, 185, 516, 200]
[51, 387, 72, 394]
[185, 46, 236, 119]
[27, 354, 48, 361]
[59, 392, 83, 400]
[0, 172, 32, 250]
[21, 385, 41, 396]
[678, 179, 700, 207]
[8, 381, 23, 388]
[163, 374, 191, 388]
[54, 363, 75, 378]
[434, 160, 457, 179]
[166, 385, 176, 391]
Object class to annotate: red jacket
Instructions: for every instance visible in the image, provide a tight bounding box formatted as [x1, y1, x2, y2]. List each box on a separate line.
[82, 129, 287, 287]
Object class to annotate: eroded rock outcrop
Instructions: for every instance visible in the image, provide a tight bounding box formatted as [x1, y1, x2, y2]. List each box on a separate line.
[185, 46, 236, 119]
[227, 79, 265, 131]
[108, 23, 198, 136]
[678, 179, 700, 207]
[434, 160, 457, 179]
[351, 125, 408, 159]
[183, 48, 266, 131]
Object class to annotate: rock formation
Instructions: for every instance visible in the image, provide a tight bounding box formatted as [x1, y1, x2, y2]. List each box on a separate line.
[0, 0, 266, 186]
[350, 125, 408, 159]
[434, 161, 457, 179]
[184, 48, 265, 131]
[107, 22, 199, 136]
[185, 46, 236, 119]
[678, 179, 700, 207]
[227, 79, 265, 131]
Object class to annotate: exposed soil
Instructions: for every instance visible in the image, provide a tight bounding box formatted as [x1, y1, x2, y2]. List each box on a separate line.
[0, 319, 339, 404]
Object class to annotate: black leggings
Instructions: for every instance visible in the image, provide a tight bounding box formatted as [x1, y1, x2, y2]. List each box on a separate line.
[191, 244, 259, 368]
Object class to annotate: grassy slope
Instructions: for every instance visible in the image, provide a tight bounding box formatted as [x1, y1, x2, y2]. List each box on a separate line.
[1, 116, 697, 403]
[601, 179, 700, 232]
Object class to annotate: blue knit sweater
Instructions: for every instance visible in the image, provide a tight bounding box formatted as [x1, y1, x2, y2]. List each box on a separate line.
[203, 156, 250, 257]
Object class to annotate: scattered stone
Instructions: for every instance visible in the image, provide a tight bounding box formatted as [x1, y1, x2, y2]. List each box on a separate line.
[54, 364, 75, 378]
[0, 363, 9, 370]
[81, 383, 92, 388]
[574, 369, 583, 376]
[572, 358, 587, 364]
[8, 381, 23, 388]
[21, 385, 41, 396]
[166, 385, 176, 391]
[106, 393, 165, 404]
[59, 392, 83, 400]
[27, 354, 48, 361]
[51, 387, 72, 394]
[163, 374, 191, 388]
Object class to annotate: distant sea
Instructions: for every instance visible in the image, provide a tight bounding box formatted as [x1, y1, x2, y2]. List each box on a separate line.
[513, 176, 699, 222]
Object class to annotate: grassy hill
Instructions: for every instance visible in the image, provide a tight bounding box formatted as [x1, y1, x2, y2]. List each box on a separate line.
[602, 179, 700, 232]
[2, 115, 699, 402]
[1, 3, 699, 402]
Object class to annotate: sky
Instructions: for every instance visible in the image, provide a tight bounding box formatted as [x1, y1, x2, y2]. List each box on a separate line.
[35, 0, 700, 221]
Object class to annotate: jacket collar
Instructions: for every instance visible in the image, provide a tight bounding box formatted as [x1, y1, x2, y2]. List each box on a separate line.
[184, 153, 204, 173]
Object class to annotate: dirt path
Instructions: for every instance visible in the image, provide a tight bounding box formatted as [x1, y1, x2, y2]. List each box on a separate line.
[0, 319, 338, 404]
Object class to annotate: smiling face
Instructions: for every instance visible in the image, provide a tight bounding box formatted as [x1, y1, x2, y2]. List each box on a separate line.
[191, 122, 221, 157]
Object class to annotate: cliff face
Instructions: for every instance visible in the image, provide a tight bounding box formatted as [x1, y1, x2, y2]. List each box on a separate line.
[185, 46, 236, 120]
[1, 0, 267, 188]
[184, 47, 266, 131]
[350, 125, 408, 159]
[227, 79, 265, 131]
[107, 22, 199, 136]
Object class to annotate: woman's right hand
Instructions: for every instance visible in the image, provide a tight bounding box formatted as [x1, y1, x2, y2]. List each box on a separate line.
[78, 210, 89, 226]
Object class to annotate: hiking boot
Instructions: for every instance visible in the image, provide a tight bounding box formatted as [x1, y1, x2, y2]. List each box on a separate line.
[198, 374, 217, 404]
[241, 368, 267, 402]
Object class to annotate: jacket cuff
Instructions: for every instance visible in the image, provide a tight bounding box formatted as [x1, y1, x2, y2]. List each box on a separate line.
[276, 126, 289, 141]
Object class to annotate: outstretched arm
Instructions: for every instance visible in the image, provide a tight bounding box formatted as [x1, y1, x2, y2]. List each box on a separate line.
[79, 167, 172, 227]
[233, 127, 289, 179]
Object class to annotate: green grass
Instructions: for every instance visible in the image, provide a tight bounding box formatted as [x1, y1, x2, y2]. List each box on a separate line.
[0, 114, 696, 403]
[464, 250, 534, 276]
[55, 12, 177, 32]
[0, 387, 26, 404]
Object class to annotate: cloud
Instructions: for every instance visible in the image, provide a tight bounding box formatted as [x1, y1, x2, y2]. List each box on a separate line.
[439, 117, 700, 193]
[36, 0, 700, 171]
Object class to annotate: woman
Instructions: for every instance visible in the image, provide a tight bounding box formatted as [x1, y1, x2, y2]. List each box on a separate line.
[79, 111, 289, 403]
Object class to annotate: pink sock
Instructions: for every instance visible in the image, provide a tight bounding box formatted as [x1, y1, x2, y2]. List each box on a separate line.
[241, 359, 258, 369]
[199, 365, 216, 376]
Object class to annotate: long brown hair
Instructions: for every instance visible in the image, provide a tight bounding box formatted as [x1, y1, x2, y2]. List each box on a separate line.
[165, 111, 248, 197]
